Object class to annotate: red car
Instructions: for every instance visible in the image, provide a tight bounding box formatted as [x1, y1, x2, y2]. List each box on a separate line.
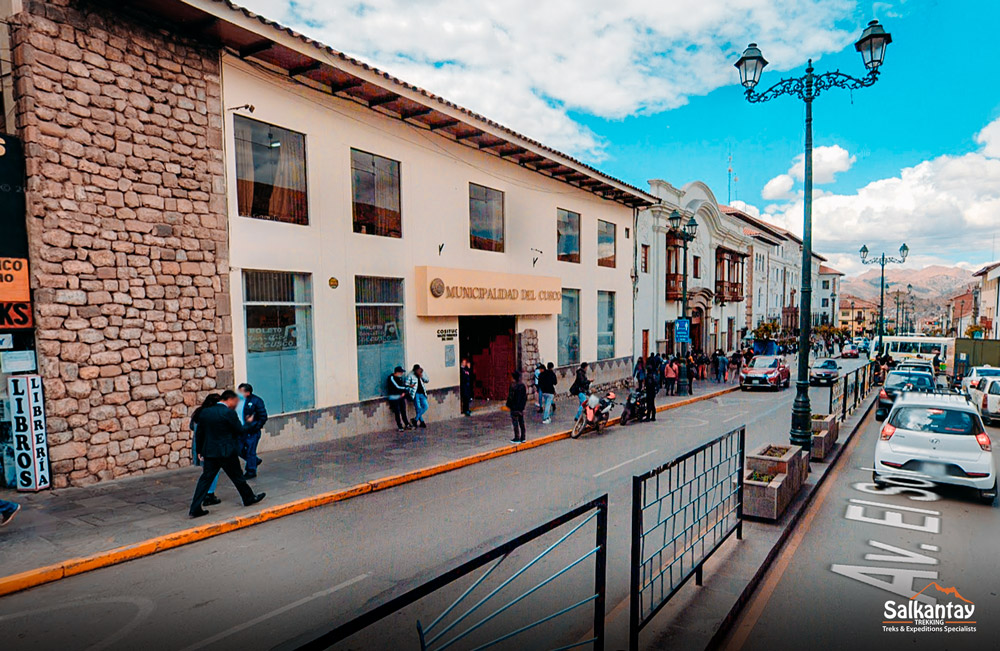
[740, 355, 791, 391]
[841, 344, 860, 359]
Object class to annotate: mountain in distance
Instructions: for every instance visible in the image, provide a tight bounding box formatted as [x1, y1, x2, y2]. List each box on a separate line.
[840, 265, 975, 302]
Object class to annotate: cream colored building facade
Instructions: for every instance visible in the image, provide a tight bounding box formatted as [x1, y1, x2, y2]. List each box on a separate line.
[633, 181, 752, 357]
[221, 57, 653, 449]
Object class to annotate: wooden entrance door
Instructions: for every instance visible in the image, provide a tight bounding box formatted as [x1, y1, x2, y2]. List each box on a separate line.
[460, 316, 516, 401]
[642, 330, 649, 359]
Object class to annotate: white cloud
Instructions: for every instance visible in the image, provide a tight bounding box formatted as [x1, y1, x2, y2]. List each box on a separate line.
[238, 0, 866, 158]
[789, 144, 856, 183]
[975, 118, 1000, 158]
[746, 116, 1000, 274]
[761, 144, 856, 200]
[761, 173, 795, 200]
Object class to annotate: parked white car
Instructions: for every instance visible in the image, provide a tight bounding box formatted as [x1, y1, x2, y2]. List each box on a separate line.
[969, 377, 1000, 426]
[874, 391, 996, 504]
[961, 365, 1000, 393]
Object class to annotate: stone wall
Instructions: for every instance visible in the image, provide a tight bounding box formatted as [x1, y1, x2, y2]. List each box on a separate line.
[10, 0, 230, 487]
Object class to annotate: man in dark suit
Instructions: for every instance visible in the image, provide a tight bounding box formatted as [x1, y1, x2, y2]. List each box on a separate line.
[189, 390, 266, 518]
[238, 382, 268, 479]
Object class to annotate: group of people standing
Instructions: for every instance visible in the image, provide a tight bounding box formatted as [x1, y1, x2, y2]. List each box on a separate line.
[386, 364, 432, 431]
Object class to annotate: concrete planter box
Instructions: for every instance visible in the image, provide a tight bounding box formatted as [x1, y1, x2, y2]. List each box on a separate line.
[811, 414, 839, 442]
[746, 444, 808, 494]
[743, 470, 794, 520]
[811, 428, 835, 461]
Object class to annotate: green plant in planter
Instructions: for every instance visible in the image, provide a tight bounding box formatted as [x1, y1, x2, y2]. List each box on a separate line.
[761, 445, 788, 458]
[749, 470, 775, 483]
[811, 414, 828, 420]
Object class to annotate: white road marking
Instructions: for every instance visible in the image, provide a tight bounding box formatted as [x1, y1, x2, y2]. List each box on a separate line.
[848, 498, 941, 515]
[0, 596, 155, 651]
[178, 573, 369, 651]
[920, 543, 940, 552]
[723, 413, 743, 423]
[593, 449, 659, 478]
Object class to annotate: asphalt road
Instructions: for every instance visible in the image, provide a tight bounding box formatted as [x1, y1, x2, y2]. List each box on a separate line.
[726, 391, 1000, 651]
[0, 358, 870, 651]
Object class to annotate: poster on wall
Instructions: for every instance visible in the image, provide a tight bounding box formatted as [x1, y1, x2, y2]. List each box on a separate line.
[8, 374, 50, 492]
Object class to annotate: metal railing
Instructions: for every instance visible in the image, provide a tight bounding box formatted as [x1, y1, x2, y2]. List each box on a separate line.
[628, 427, 745, 651]
[294, 495, 609, 651]
[828, 361, 878, 420]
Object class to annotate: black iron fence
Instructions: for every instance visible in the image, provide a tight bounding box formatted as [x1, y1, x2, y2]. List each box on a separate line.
[828, 361, 878, 420]
[293, 495, 608, 651]
[628, 427, 745, 651]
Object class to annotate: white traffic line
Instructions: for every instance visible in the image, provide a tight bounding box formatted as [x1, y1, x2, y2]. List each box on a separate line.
[178, 573, 369, 651]
[593, 449, 659, 478]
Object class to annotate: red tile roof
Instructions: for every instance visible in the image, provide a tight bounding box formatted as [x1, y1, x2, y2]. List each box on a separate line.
[127, 0, 657, 208]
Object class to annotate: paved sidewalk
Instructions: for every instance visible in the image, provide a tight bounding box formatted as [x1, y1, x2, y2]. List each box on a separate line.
[0, 378, 732, 579]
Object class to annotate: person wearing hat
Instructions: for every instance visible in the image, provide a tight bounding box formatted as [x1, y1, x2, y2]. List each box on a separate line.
[406, 364, 431, 428]
[387, 366, 411, 431]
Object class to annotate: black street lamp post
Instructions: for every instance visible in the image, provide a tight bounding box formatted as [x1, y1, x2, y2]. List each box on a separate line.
[735, 20, 892, 452]
[669, 209, 699, 395]
[860, 243, 909, 354]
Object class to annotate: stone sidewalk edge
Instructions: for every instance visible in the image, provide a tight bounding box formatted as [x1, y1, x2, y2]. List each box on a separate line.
[0, 385, 739, 598]
[705, 391, 877, 650]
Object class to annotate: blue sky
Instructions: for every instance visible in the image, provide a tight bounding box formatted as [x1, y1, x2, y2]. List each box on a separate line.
[241, 0, 1000, 277]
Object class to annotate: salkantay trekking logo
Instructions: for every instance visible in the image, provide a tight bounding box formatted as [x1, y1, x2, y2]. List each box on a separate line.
[883, 582, 977, 634]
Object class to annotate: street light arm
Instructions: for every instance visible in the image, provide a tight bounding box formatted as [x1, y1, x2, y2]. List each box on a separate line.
[860, 255, 905, 266]
[743, 75, 808, 103]
[744, 68, 879, 104]
[811, 69, 879, 99]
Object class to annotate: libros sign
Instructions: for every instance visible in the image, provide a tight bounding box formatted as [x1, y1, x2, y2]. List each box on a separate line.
[9, 375, 51, 491]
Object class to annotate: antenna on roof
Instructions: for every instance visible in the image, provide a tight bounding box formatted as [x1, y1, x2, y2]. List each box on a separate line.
[727, 150, 733, 204]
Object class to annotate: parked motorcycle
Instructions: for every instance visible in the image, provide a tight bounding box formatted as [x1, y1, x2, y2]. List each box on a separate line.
[571, 390, 617, 438]
[619, 387, 648, 426]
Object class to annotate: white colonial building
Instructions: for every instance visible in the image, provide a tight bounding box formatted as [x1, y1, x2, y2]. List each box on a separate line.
[634, 182, 752, 357]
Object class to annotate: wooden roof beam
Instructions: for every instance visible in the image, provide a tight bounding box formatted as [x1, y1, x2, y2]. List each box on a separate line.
[428, 119, 460, 131]
[289, 61, 322, 77]
[330, 79, 364, 94]
[239, 39, 272, 58]
[400, 107, 434, 120]
[368, 94, 400, 107]
[455, 130, 483, 141]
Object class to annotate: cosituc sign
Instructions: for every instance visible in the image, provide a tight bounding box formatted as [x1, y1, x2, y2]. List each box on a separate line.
[8, 374, 51, 492]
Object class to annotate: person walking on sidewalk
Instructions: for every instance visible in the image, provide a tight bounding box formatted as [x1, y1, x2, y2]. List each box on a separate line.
[687, 359, 698, 395]
[633, 356, 646, 388]
[460, 359, 474, 417]
[238, 383, 267, 480]
[570, 362, 592, 420]
[663, 357, 677, 396]
[0, 498, 21, 526]
[387, 366, 411, 431]
[191, 393, 223, 507]
[506, 371, 528, 443]
[189, 390, 266, 518]
[717, 352, 729, 383]
[407, 364, 430, 428]
[538, 362, 558, 424]
[533, 363, 544, 413]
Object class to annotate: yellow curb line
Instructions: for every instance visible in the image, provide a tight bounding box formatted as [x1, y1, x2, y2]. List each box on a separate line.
[0, 385, 737, 598]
